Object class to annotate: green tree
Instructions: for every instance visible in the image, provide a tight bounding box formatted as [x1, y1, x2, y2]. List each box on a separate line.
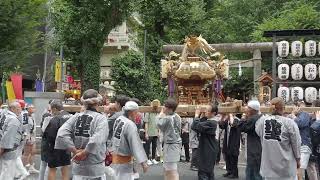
[0, 0, 46, 74]
[201, 0, 299, 43]
[111, 50, 164, 103]
[51, 0, 131, 91]
[252, 2, 320, 41]
[223, 68, 254, 100]
[135, 0, 206, 65]
[128, 0, 207, 101]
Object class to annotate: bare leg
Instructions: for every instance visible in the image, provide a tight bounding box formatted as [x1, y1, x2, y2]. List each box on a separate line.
[22, 144, 32, 166]
[61, 166, 70, 180]
[297, 168, 303, 180]
[165, 170, 179, 180]
[48, 167, 57, 180]
[28, 144, 36, 165]
[306, 162, 318, 180]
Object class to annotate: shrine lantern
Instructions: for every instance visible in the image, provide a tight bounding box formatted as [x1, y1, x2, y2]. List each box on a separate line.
[278, 86, 290, 102]
[291, 87, 304, 102]
[278, 41, 289, 57]
[305, 64, 317, 80]
[291, 64, 303, 80]
[305, 40, 317, 57]
[305, 87, 317, 103]
[291, 41, 303, 57]
[278, 64, 290, 80]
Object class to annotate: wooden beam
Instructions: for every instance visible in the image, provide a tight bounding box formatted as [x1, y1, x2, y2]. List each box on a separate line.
[63, 105, 320, 115]
[162, 42, 273, 53]
[228, 60, 254, 67]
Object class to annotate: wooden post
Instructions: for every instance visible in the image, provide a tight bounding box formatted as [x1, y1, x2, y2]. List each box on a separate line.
[272, 35, 277, 98]
[253, 49, 262, 97]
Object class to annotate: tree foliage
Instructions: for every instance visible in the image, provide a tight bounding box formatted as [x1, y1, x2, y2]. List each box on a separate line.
[135, 0, 206, 64]
[50, 0, 320, 100]
[51, 0, 131, 91]
[111, 50, 165, 103]
[252, 2, 320, 41]
[0, 0, 46, 74]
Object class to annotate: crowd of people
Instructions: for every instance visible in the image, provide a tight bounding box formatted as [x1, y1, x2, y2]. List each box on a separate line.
[0, 89, 320, 180]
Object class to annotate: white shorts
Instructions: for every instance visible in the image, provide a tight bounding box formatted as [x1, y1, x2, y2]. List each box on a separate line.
[112, 163, 134, 180]
[300, 145, 312, 169]
[265, 177, 297, 180]
[73, 174, 106, 180]
[163, 162, 178, 171]
[265, 176, 298, 180]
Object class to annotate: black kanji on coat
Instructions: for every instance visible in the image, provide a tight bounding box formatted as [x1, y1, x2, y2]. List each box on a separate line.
[74, 114, 93, 137]
[264, 119, 282, 141]
[114, 121, 125, 140]
[22, 113, 28, 125]
[0, 115, 5, 130]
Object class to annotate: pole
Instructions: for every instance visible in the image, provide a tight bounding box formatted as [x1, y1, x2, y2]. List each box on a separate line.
[271, 34, 277, 98]
[43, 46, 48, 92]
[143, 29, 147, 69]
[59, 46, 63, 91]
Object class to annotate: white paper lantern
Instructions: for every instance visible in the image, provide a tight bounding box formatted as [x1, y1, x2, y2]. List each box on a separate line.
[305, 64, 317, 80]
[278, 41, 289, 57]
[291, 64, 303, 80]
[291, 87, 304, 102]
[305, 87, 317, 103]
[278, 87, 290, 102]
[291, 41, 303, 57]
[278, 64, 290, 80]
[305, 40, 317, 57]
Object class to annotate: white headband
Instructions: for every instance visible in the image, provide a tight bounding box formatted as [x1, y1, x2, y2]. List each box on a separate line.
[81, 94, 103, 105]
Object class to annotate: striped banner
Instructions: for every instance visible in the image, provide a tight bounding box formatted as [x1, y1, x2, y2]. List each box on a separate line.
[10, 73, 23, 99]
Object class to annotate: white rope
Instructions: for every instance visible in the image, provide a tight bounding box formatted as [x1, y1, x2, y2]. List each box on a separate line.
[80, 94, 103, 105]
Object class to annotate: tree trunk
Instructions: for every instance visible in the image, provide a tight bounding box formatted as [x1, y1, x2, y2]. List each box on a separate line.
[80, 43, 101, 92]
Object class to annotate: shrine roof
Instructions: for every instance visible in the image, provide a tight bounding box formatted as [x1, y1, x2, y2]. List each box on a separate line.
[263, 29, 320, 37]
[255, 73, 274, 82]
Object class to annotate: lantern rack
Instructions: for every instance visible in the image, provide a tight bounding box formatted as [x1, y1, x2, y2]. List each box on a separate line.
[263, 29, 320, 99]
[277, 57, 320, 62]
[275, 81, 320, 85]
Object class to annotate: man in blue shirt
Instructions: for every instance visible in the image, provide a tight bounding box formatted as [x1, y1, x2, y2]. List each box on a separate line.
[291, 100, 312, 180]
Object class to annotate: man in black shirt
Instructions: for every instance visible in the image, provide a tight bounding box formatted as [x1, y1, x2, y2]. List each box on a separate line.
[43, 100, 72, 180]
[192, 104, 219, 180]
[239, 100, 262, 180]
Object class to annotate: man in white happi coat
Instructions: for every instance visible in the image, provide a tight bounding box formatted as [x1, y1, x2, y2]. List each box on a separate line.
[256, 97, 301, 180]
[0, 101, 29, 180]
[156, 98, 182, 180]
[111, 101, 148, 180]
[55, 89, 109, 180]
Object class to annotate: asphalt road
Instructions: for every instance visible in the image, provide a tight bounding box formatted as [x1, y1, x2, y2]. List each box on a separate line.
[24, 155, 246, 180]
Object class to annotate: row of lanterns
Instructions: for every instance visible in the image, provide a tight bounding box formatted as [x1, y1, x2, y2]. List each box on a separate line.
[278, 86, 318, 103]
[278, 40, 319, 57]
[278, 63, 319, 80]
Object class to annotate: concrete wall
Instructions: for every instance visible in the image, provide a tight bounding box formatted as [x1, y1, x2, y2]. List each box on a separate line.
[24, 91, 63, 126]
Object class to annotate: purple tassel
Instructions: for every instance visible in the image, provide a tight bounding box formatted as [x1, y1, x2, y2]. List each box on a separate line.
[217, 80, 222, 93]
[214, 80, 222, 95]
[168, 78, 175, 97]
